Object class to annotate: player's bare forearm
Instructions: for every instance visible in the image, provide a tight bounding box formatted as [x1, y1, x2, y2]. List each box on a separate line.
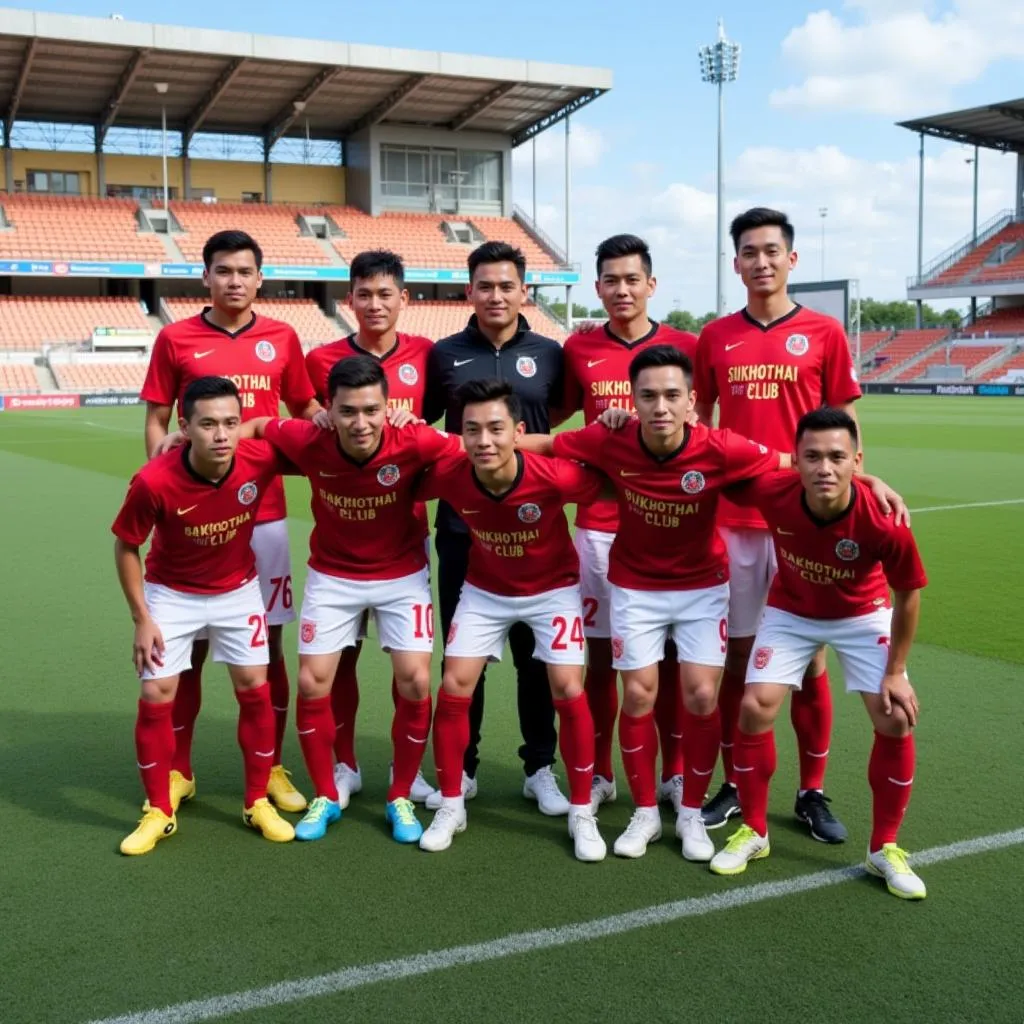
[239, 417, 273, 440]
[291, 398, 322, 421]
[695, 400, 715, 427]
[518, 433, 555, 457]
[144, 403, 172, 459]
[114, 539, 150, 624]
[842, 401, 863, 459]
[886, 589, 920, 675]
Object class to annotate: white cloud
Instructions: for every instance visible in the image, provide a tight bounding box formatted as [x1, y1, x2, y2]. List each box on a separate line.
[772, 1, 1024, 115]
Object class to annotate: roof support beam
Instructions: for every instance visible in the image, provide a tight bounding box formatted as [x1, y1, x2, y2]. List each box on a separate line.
[900, 123, 1022, 154]
[511, 89, 606, 147]
[183, 57, 247, 150]
[264, 67, 342, 148]
[4, 37, 37, 146]
[449, 81, 516, 131]
[97, 48, 149, 145]
[346, 74, 428, 135]
[990, 105, 1024, 124]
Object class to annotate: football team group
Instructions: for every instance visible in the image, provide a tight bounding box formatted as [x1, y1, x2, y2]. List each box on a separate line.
[112, 207, 929, 900]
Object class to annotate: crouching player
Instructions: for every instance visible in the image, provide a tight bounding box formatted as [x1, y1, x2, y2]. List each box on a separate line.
[416, 379, 608, 862]
[113, 377, 295, 854]
[709, 408, 928, 899]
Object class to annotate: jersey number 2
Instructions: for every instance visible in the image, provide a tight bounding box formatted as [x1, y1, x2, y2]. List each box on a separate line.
[552, 615, 584, 651]
[248, 614, 268, 648]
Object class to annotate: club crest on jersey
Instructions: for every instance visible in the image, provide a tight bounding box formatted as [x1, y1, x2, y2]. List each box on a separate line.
[254, 339, 276, 363]
[300, 620, 316, 644]
[785, 333, 809, 356]
[517, 502, 542, 523]
[835, 539, 860, 561]
[753, 646, 773, 670]
[516, 356, 537, 378]
[237, 481, 259, 506]
[398, 362, 419, 386]
[681, 470, 705, 494]
[377, 464, 400, 487]
[612, 636, 625, 660]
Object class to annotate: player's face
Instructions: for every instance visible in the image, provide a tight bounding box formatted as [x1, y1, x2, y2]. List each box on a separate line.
[331, 384, 387, 457]
[203, 249, 262, 313]
[348, 275, 408, 337]
[632, 366, 694, 440]
[596, 254, 655, 324]
[734, 226, 798, 298]
[181, 396, 242, 469]
[797, 428, 862, 503]
[462, 399, 524, 472]
[466, 262, 527, 333]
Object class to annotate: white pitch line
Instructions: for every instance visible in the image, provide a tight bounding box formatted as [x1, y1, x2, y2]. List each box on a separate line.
[84, 827, 1024, 1024]
[910, 498, 1024, 513]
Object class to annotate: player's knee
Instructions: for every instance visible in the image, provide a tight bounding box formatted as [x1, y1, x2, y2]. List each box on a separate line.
[297, 665, 328, 699]
[877, 705, 913, 737]
[396, 663, 431, 699]
[441, 670, 474, 698]
[739, 687, 777, 731]
[140, 680, 174, 704]
[621, 679, 655, 715]
[232, 666, 266, 691]
[684, 682, 718, 716]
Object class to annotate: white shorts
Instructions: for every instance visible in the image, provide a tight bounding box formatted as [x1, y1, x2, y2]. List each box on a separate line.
[446, 582, 586, 666]
[722, 526, 777, 638]
[358, 537, 431, 642]
[299, 567, 434, 656]
[252, 519, 296, 627]
[609, 582, 730, 671]
[746, 606, 896, 694]
[574, 527, 613, 639]
[142, 579, 269, 680]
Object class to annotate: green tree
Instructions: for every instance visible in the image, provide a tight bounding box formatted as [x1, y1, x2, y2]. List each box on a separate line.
[665, 309, 718, 333]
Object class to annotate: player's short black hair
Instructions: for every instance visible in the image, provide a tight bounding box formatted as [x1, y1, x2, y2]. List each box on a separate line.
[729, 207, 795, 253]
[182, 375, 241, 420]
[628, 344, 694, 388]
[350, 249, 405, 288]
[468, 241, 526, 284]
[327, 354, 389, 402]
[596, 233, 653, 278]
[455, 377, 523, 423]
[796, 406, 859, 447]
[202, 229, 264, 270]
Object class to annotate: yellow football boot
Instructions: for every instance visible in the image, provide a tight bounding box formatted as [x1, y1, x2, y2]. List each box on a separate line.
[120, 808, 177, 856]
[266, 765, 307, 813]
[142, 770, 196, 814]
[244, 797, 295, 843]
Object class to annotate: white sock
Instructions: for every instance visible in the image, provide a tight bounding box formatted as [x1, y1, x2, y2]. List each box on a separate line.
[798, 788, 824, 798]
[440, 795, 465, 813]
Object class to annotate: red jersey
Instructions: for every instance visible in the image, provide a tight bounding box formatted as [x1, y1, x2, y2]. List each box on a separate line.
[553, 421, 780, 591]
[305, 333, 433, 413]
[141, 310, 316, 524]
[563, 321, 697, 533]
[417, 451, 603, 597]
[262, 419, 460, 581]
[111, 441, 284, 595]
[695, 305, 861, 530]
[733, 473, 927, 619]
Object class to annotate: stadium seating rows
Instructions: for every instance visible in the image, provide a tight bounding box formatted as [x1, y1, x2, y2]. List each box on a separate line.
[860, 328, 949, 382]
[978, 352, 1024, 381]
[373, 301, 567, 343]
[163, 297, 341, 344]
[0, 296, 150, 350]
[893, 345, 1004, 382]
[859, 330, 893, 353]
[50, 362, 148, 392]
[0, 364, 41, 392]
[928, 223, 1024, 286]
[962, 308, 1024, 336]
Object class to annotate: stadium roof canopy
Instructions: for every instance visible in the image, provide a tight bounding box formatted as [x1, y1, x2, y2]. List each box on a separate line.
[0, 7, 612, 149]
[898, 98, 1024, 153]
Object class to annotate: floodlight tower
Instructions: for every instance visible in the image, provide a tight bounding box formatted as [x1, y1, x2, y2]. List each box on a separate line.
[699, 20, 740, 317]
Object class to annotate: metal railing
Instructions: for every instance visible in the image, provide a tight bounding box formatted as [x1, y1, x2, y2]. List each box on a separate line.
[907, 209, 1016, 288]
[511, 204, 570, 267]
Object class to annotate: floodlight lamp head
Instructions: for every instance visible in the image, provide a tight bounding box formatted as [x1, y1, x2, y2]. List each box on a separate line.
[293, 100, 307, 113]
[154, 82, 169, 95]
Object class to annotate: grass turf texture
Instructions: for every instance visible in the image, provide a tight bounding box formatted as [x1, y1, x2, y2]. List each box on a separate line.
[0, 396, 1022, 1024]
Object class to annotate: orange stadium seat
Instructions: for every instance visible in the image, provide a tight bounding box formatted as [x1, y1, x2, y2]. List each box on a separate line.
[0, 194, 165, 262]
[0, 296, 150, 350]
[927, 223, 1024, 286]
[0, 364, 42, 393]
[963, 308, 1024, 336]
[382, 301, 567, 343]
[51, 362, 148, 392]
[894, 345, 1004, 382]
[978, 351, 1024, 380]
[860, 328, 949, 382]
[163, 297, 341, 347]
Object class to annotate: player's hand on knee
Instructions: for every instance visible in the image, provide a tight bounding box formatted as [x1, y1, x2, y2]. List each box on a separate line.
[133, 619, 165, 677]
[881, 673, 918, 728]
[153, 431, 186, 457]
[597, 407, 632, 431]
[387, 407, 424, 429]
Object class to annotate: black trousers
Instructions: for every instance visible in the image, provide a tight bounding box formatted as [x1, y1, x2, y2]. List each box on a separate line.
[435, 527, 557, 778]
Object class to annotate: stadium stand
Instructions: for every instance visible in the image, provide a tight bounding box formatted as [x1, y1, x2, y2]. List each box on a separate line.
[0, 364, 42, 393]
[470, 216, 563, 271]
[0, 296, 150, 350]
[50, 361, 148, 393]
[978, 351, 1024, 381]
[163, 297, 341, 345]
[961, 308, 1024, 336]
[927, 223, 1024, 286]
[859, 330, 894, 353]
[893, 345, 1005, 382]
[0, 194, 165, 262]
[378, 300, 567, 342]
[860, 328, 949, 382]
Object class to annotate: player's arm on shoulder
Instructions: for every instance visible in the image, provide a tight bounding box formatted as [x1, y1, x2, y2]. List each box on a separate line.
[842, 401, 864, 458]
[144, 402, 173, 459]
[881, 588, 922, 726]
[597, 406, 632, 430]
[518, 433, 556, 457]
[240, 416, 274, 439]
[859, 472, 908, 525]
[693, 328, 718, 425]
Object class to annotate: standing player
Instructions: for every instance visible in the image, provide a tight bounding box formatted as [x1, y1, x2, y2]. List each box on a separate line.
[305, 249, 436, 808]
[142, 230, 318, 817]
[113, 377, 295, 855]
[239, 356, 462, 843]
[562, 234, 697, 815]
[416, 380, 607, 862]
[695, 208, 862, 843]
[709, 409, 928, 900]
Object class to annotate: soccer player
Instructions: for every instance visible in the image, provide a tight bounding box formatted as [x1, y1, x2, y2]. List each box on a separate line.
[709, 408, 928, 900]
[561, 233, 698, 815]
[695, 207, 863, 842]
[305, 249, 436, 808]
[416, 380, 607, 862]
[113, 377, 295, 855]
[423, 241, 570, 815]
[142, 230, 318, 816]
[239, 356, 462, 844]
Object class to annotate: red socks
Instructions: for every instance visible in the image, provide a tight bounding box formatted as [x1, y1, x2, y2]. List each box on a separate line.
[585, 662, 618, 780]
[235, 683, 276, 807]
[296, 695, 338, 801]
[655, 659, 685, 780]
[733, 728, 777, 836]
[388, 694, 432, 802]
[554, 693, 596, 806]
[433, 690, 472, 798]
[170, 666, 201, 779]
[792, 667, 832, 791]
[136, 699, 175, 816]
[869, 731, 915, 851]
[681, 707, 721, 811]
[618, 711, 658, 807]
[266, 657, 290, 765]
[716, 667, 746, 785]
[330, 647, 360, 769]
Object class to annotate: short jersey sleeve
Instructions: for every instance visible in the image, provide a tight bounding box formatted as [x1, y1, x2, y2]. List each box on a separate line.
[719, 428, 782, 486]
[111, 473, 159, 545]
[415, 453, 463, 502]
[879, 523, 928, 592]
[551, 422, 609, 469]
[280, 329, 317, 414]
[822, 322, 863, 406]
[262, 417, 319, 467]
[413, 423, 462, 465]
[694, 327, 719, 408]
[140, 329, 179, 407]
[552, 457, 604, 506]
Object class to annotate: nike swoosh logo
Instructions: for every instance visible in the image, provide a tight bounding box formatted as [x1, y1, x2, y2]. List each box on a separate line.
[460, 509, 481, 515]
[619, 470, 643, 477]
[193, 349, 215, 359]
[587, 359, 606, 368]
[776, 528, 795, 535]
[724, 342, 744, 352]
[176, 505, 199, 515]
[454, 358, 474, 367]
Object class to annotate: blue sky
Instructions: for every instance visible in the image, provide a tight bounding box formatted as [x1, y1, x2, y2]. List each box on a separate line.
[16, 0, 1024, 314]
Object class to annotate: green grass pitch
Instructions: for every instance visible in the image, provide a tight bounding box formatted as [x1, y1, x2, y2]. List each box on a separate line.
[1, 396, 1022, 1023]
